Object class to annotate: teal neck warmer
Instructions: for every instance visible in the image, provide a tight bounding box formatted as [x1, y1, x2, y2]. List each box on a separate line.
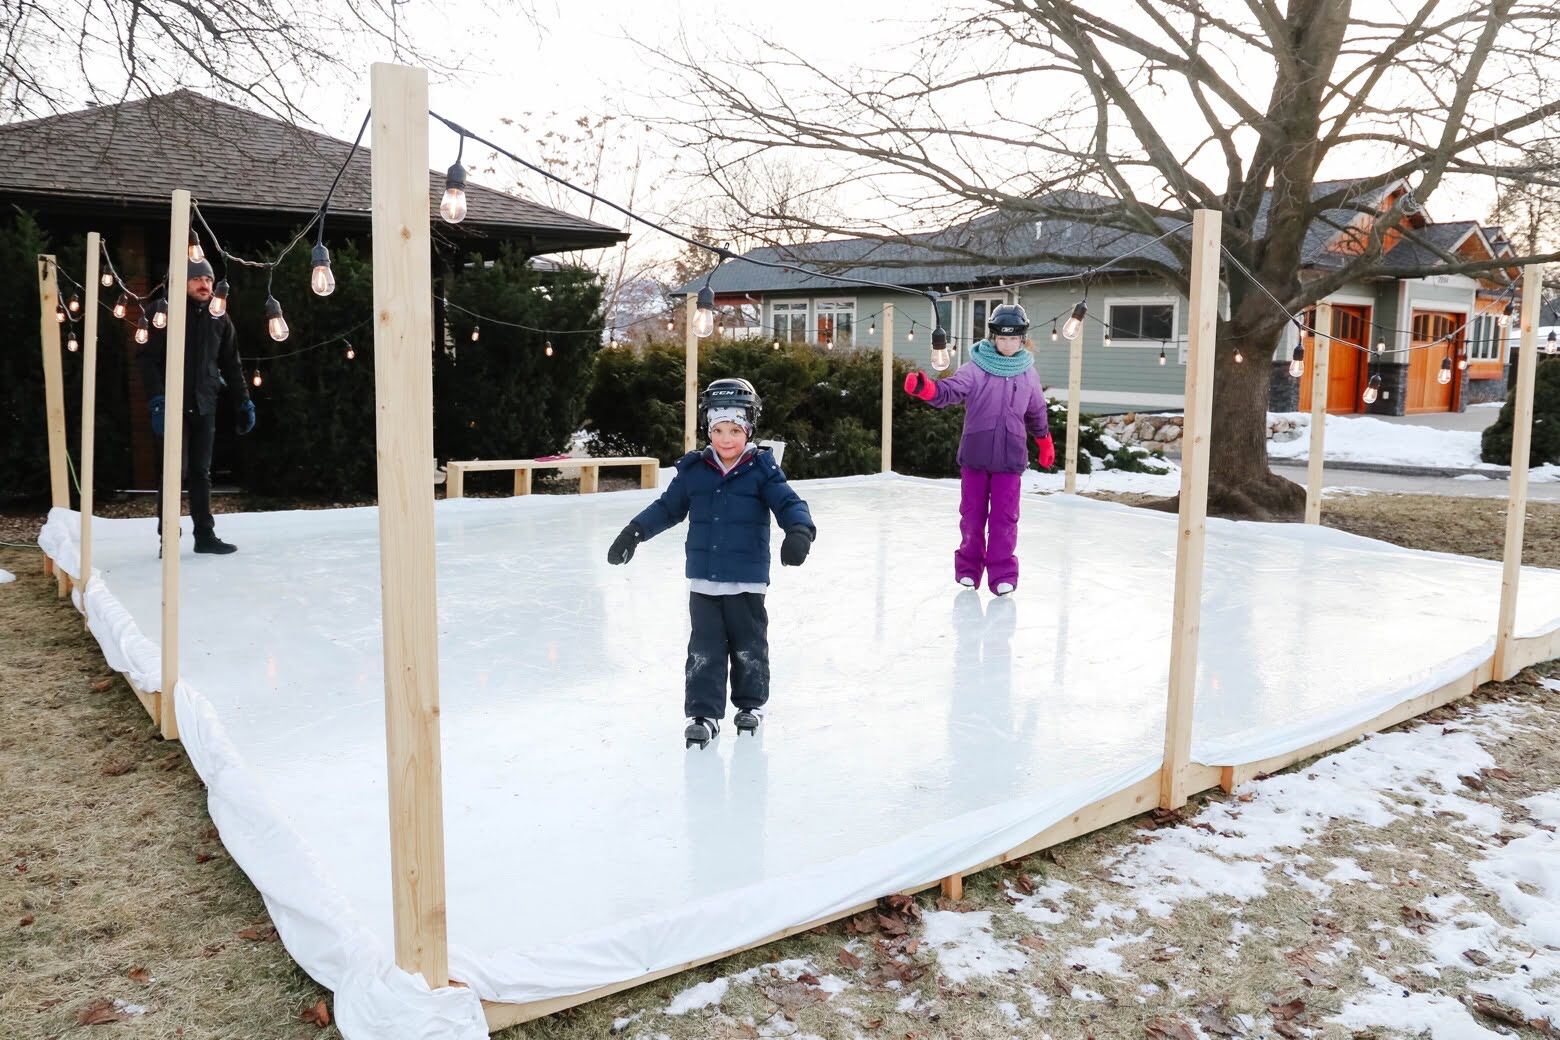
[970, 339, 1035, 377]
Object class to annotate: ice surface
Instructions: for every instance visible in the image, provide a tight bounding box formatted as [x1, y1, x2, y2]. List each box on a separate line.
[37, 475, 1560, 1039]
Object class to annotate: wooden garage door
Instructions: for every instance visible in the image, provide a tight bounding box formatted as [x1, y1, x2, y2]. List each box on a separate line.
[1298, 305, 1371, 414]
[1405, 311, 1459, 413]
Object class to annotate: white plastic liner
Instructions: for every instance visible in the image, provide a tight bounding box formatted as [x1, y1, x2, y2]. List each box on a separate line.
[37, 476, 1560, 1038]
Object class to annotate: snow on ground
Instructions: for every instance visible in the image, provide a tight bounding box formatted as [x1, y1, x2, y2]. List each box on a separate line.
[1267, 412, 1560, 480]
[1022, 463, 1183, 497]
[920, 909, 1028, 982]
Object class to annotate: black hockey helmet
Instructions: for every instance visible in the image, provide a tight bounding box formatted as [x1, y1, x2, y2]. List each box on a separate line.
[698, 377, 762, 431]
[987, 303, 1030, 337]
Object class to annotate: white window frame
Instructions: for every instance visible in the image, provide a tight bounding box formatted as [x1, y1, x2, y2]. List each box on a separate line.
[1103, 295, 1179, 348]
[968, 294, 1006, 344]
[1467, 313, 1502, 362]
[771, 300, 809, 343]
[814, 297, 857, 349]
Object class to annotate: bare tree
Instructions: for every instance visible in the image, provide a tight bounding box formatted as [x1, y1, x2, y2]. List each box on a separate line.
[656, 0, 1560, 518]
[1489, 140, 1560, 258]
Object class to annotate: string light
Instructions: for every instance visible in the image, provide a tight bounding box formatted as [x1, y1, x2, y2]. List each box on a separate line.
[1497, 302, 1513, 329]
[868, 319, 876, 336]
[134, 316, 150, 344]
[1437, 357, 1453, 385]
[252, 370, 264, 387]
[1050, 322, 1058, 342]
[544, 341, 554, 357]
[310, 243, 336, 297]
[470, 324, 480, 342]
[1288, 343, 1305, 379]
[1062, 301, 1087, 340]
[694, 285, 716, 338]
[440, 140, 468, 224]
[209, 279, 230, 318]
[1234, 346, 1244, 363]
[1103, 329, 1112, 347]
[99, 271, 113, 288]
[66, 330, 78, 352]
[67, 291, 81, 313]
[1547, 331, 1558, 355]
[112, 294, 128, 319]
[1362, 373, 1382, 405]
[54, 305, 66, 324]
[772, 339, 780, 350]
[344, 343, 355, 360]
[907, 327, 915, 342]
[264, 295, 289, 342]
[188, 228, 204, 263]
[1158, 343, 1167, 366]
[151, 296, 168, 329]
[1456, 352, 1468, 371]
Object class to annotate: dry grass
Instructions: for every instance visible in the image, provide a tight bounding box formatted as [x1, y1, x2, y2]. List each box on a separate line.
[1, 487, 1557, 1040]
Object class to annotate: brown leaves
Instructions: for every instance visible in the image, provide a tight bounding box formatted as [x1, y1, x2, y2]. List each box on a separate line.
[761, 978, 826, 1011]
[1196, 1002, 1246, 1037]
[76, 999, 130, 1025]
[1136, 807, 1189, 831]
[1399, 905, 1437, 934]
[1463, 948, 1491, 967]
[837, 947, 863, 971]
[127, 967, 151, 984]
[300, 999, 331, 1028]
[1460, 994, 1559, 1035]
[1283, 945, 1338, 990]
[237, 923, 278, 942]
[90, 677, 114, 692]
[1145, 1017, 1199, 1040]
[1011, 872, 1038, 895]
[1018, 934, 1048, 952]
[1267, 996, 1308, 1039]
[100, 759, 136, 777]
[18, 914, 34, 927]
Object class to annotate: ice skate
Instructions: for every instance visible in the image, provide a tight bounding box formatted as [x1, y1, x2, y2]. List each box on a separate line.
[684, 716, 720, 749]
[734, 707, 764, 735]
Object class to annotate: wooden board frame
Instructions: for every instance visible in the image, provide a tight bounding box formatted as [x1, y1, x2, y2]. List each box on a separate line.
[1304, 301, 1332, 524]
[881, 302, 894, 473]
[445, 456, 659, 499]
[1063, 323, 1084, 493]
[158, 191, 192, 742]
[1494, 263, 1544, 680]
[79, 233, 102, 610]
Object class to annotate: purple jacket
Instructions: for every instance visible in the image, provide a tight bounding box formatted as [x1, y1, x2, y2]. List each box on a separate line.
[928, 363, 1049, 473]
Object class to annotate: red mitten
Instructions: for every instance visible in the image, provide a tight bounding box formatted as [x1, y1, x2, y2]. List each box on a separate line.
[1035, 433, 1056, 470]
[903, 371, 936, 401]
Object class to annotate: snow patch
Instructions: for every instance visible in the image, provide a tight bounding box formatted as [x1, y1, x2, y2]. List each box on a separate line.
[921, 910, 1026, 983]
[1062, 931, 1149, 978]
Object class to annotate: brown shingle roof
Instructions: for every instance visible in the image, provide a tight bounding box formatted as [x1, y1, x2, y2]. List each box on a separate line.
[0, 90, 627, 253]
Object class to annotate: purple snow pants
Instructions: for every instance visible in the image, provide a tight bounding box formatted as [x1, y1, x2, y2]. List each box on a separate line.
[956, 467, 1022, 589]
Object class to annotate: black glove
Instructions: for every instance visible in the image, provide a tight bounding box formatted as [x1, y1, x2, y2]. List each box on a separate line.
[780, 526, 813, 567]
[607, 523, 644, 565]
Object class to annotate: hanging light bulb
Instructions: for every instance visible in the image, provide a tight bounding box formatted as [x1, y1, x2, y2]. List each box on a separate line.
[264, 295, 289, 342]
[1497, 302, 1513, 329]
[310, 243, 336, 297]
[345, 343, 356, 360]
[1234, 346, 1244, 363]
[1050, 322, 1058, 342]
[470, 324, 480, 343]
[252, 370, 264, 387]
[1288, 343, 1305, 379]
[772, 339, 780, 350]
[665, 317, 674, 332]
[907, 327, 915, 342]
[1103, 330, 1112, 347]
[868, 320, 876, 336]
[67, 292, 81, 313]
[930, 326, 950, 372]
[693, 285, 716, 338]
[1437, 356, 1453, 385]
[440, 161, 468, 223]
[1362, 373, 1381, 405]
[1158, 343, 1167, 366]
[1061, 301, 1087, 340]
[1547, 331, 1558, 355]
[1457, 353, 1468, 371]
[209, 279, 229, 318]
[151, 296, 168, 329]
[134, 316, 150, 344]
[100, 270, 114, 288]
[188, 228, 204, 264]
[544, 341, 554, 357]
[54, 306, 66, 324]
[112, 294, 128, 319]
[66, 330, 78, 352]
[1375, 337, 1386, 353]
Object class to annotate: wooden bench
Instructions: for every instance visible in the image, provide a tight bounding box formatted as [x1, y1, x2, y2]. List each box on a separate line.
[444, 456, 660, 498]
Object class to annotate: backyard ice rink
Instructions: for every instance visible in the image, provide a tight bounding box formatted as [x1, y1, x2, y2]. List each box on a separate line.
[37, 475, 1560, 1037]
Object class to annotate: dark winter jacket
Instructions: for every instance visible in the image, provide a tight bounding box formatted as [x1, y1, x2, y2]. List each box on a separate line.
[928, 362, 1049, 473]
[632, 445, 815, 585]
[136, 296, 250, 416]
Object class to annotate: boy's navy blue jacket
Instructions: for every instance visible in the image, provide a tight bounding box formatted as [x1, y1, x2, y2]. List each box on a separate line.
[631, 445, 815, 585]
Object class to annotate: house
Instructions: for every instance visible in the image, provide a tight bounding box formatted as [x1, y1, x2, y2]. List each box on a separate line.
[675, 181, 1517, 416]
[0, 90, 628, 484]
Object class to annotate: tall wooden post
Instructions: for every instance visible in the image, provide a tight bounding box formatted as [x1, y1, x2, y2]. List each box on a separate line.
[1064, 323, 1084, 493]
[37, 255, 70, 592]
[1160, 209, 1221, 810]
[369, 62, 450, 990]
[684, 294, 698, 452]
[80, 233, 102, 603]
[158, 191, 192, 741]
[1304, 302, 1332, 524]
[881, 303, 895, 473]
[1494, 263, 1544, 680]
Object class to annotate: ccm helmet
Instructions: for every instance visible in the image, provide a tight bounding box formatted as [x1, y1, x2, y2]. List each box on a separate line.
[987, 303, 1030, 337]
[698, 377, 762, 431]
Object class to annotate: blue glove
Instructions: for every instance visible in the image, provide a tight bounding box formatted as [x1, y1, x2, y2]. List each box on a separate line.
[237, 400, 256, 435]
[149, 395, 165, 438]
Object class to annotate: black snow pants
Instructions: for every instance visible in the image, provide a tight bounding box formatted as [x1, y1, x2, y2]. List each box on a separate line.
[685, 591, 770, 720]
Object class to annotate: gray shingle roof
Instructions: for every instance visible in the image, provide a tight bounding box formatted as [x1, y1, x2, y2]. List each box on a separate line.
[0, 90, 627, 252]
[1378, 221, 1483, 271]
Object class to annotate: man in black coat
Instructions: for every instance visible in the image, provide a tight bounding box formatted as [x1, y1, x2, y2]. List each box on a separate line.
[137, 257, 256, 555]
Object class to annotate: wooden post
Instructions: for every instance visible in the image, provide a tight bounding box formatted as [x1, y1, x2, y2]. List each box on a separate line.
[579, 465, 600, 494]
[1159, 209, 1221, 810]
[514, 468, 533, 496]
[37, 255, 70, 595]
[881, 303, 894, 473]
[684, 294, 698, 452]
[1494, 263, 1544, 680]
[158, 192, 192, 741]
[80, 233, 102, 604]
[639, 461, 658, 490]
[1064, 322, 1084, 493]
[1304, 301, 1332, 524]
[369, 61, 450, 990]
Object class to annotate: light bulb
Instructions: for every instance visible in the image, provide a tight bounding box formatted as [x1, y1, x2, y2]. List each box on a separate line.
[440, 162, 468, 223]
[1158, 346, 1167, 366]
[665, 318, 674, 332]
[264, 295, 289, 342]
[1234, 348, 1244, 363]
[907, 328, 915, 342]
[67, 293, 81, 314]
[1437, 357, 1452, 385]
[151, 299, 168, 329]
[1548, 332, 1558, 355]
[1288, 344, 1305, 379]
[67, 331, 78, 352]
[252, 371, 263, 387]
[772, 340, 779, 350]
[693, 285, 716, 338]
[135, 317, 150, 344]
[1457, 354, 1468, 370]
[187, 229, 204, 263]
[1061, 301, 1087, 340]
[1497, 303, 1513, 329]
[930, 346, 950, 371]
[1103, 332, 1112, 346]
[54, 307, 66, 324]
[100, 271, 114, 288]
[471, 325, 480, 343]
[1375, 339, 1386, 353]
[1050, 323, 1058, 342]
[310, 243, 335, 297]
[345, 344, 355, 360]
[112, 295, 128, 319]
[209, 279, 229, 318]
[545, 342, 554, 357]
[1363, 374, 1381, 404]
[869, 321, 876, 336]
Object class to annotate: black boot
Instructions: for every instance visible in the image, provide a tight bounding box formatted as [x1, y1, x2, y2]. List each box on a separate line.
[194, 533, 238, 555]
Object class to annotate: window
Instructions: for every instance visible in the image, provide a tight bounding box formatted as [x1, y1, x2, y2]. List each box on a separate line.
[970, 296, 1005, 342]
[772, 301, 808, 342]
[815, 299, 855, 349]
[1106, 300, 1175, 342]
[1467, 315, 1501, 361]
